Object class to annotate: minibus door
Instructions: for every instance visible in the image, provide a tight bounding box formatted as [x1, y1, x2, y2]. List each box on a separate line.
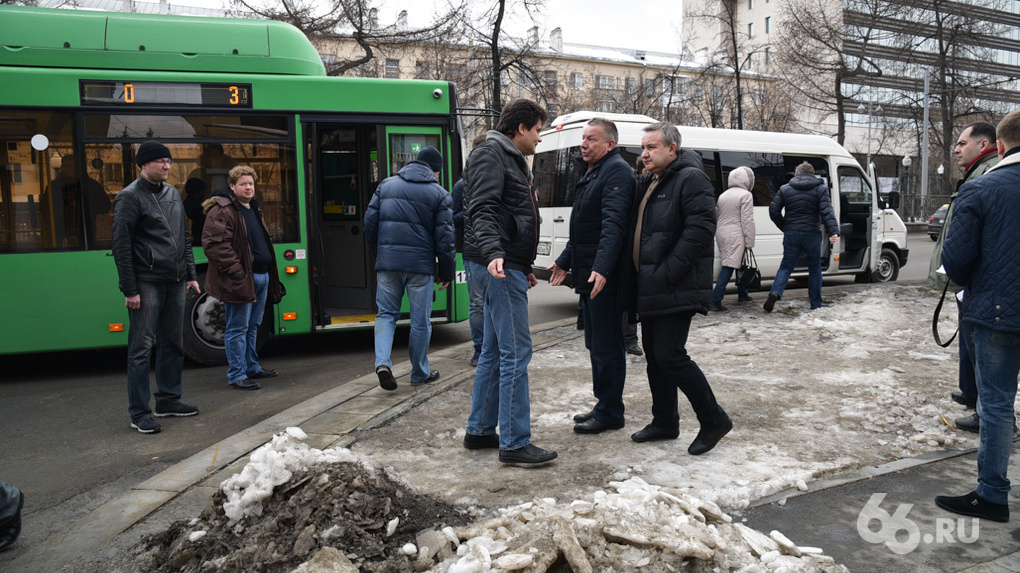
[381, 126, 451, 320]
[866, 161, 881, 274]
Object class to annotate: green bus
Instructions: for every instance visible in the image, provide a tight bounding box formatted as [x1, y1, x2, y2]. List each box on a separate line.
[0, 6, 468, 364]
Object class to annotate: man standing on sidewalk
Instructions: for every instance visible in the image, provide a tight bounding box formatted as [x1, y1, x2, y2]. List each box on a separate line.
[462, 99, 558, 465]
[764, 162, 839, 312]
[112, 140, 200, 434]
[202, 165, 284, 391]
[936, 110, 1020, 523]
[620, 122, 732, 455]
[364, 146, 455, 391]
[548, 118, 634, 435]
[927, 122, 998, 433]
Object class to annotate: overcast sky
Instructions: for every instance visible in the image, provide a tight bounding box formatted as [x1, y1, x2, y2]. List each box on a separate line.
[170, 0, 685, 55]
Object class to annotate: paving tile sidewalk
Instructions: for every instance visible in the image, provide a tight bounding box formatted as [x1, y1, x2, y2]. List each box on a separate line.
[739, 443, 1020, 573]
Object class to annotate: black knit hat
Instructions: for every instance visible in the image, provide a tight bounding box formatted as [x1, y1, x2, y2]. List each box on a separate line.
[136, 140, 172, 166]
[416, 146, 443, 172]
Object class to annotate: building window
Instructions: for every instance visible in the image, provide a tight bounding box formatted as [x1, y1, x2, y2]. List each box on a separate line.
[746, 52, 753, 70]
[414, 60, 425, 79]
[544, 70, 557, 91]
[693, 84, 704, 100]
[384, 58, 400, 79]
[571, 72, 583, 89]
[765, 16, 771, 34]
[9, 163, 21, 184]
[596, 75, 614, 90]
[748, 0, 753, 8]
[765, 47, 771, 65]
[747, 23, 754, 38]
[753, 90, 764, 105]
[625, 77, 637, 94]
[597, 101, 614, 113]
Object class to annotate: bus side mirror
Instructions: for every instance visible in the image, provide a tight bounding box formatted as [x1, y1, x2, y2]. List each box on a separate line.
[885, 191, 900, 209]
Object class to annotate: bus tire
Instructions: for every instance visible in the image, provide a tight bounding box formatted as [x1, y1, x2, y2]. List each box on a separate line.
[870, 248, 900, 283]
[184, 287, 274, 366]
[185, 285, 228, 366]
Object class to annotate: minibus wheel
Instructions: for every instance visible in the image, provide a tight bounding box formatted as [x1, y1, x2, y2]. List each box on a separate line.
[870, 248, 900, 283]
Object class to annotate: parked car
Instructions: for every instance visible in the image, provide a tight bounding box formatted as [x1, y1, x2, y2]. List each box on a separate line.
[928, 204, 949, 241]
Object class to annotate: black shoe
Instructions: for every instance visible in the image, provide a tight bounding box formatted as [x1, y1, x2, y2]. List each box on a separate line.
[810, 302, 830, 310]
[688, 415, 733, 455]
[470, 349, 481, 367]
[952, 391, 977, 409]
[377, 366, 397, 391]
[231, 378, 260, 391]
[631, 424, 680, 443]
[956, 413, 980, 433]
[764, 292, 779, 313]
[249, 368, 278, 380]
[710, 301, 728, 312]
[153, 401, 199, 418]
[411, 370, 440, 386]
[935, 491, 1009, 523]
[464, 432, 500, 450]
[0, 489, 24, 552]
[738, 295, 754, 302]
[130, 414, 162, 434]
[574, 417, 625, 434]
[625, 341, 644, 356]
[573, 410, 595, 423]
[499, 444, 558, 465]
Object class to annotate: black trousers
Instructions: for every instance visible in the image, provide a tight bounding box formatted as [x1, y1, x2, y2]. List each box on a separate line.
[641, 311, 726, 429]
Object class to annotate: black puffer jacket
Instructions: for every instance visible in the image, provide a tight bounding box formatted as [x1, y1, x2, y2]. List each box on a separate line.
[463, 131, 538, 274]
[620, 150, 716, 317]
[112, 176, 197, 296]
[554, 148, 634, 295]
[768, 173, 839, 236]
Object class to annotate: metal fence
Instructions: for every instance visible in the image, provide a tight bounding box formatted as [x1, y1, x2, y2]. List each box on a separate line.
[897, 192, 953, 223]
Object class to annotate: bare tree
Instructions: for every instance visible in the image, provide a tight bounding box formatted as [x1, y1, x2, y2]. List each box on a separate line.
[685, 0, 765, 129]
[228, 0, 461, 75]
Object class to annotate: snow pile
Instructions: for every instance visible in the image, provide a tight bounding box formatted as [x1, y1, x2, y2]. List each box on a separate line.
[219, 427, 359, 522]
[417, 476, 847, 573]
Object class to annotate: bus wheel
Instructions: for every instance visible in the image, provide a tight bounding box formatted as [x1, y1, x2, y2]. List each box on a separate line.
[870, 248, 900, 283]
[185, 289, 227, 366]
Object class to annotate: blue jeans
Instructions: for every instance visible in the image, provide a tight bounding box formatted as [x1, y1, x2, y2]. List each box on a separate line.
[580, 291, 626, 424]
[223, 272, 269, 385]
[712, 266, 750, 303]
[465, 260, 488, 354]
[374, 271, 434, 382]
[127, 280, 186, 420]
[969, 323, 1020, 505]
[957, 299, 977, 402]
[465, 262, 533, 450]
[771, 231, 824, 307]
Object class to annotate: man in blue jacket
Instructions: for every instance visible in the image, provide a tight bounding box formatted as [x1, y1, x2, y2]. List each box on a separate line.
[364, 146, 455, 391]
[936, 110, 1020, 523]
[549, 118, 634, 434]
[764, 162, 839, 312]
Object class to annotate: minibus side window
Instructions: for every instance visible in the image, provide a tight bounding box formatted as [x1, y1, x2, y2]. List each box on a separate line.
[718, 151, 781, 207]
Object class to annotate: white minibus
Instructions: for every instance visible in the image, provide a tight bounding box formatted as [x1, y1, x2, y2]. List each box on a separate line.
[531, 111, 909, 287]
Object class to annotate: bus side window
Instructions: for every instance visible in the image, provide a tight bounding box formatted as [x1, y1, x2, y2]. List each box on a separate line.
[718, 150, 780, 206]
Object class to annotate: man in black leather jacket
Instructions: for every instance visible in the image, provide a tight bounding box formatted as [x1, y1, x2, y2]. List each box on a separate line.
[549, 118, 634, 435]
[621, 122, 732, 455]
[112, 140, 201, 434]
[462, 99, 558, 466]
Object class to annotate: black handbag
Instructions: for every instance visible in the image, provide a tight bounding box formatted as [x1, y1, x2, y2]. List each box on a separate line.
[735, 248, 762, 291]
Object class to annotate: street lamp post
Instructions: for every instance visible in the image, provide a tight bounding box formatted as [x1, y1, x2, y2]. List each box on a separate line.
[902, 156, 913, 219]
[857, 101, 883, 169]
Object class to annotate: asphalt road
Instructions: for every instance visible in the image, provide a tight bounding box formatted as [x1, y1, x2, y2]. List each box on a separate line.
[0, 232, 932, 566]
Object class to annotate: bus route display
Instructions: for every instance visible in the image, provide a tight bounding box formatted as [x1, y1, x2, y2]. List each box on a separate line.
[80, 81, 252, 108]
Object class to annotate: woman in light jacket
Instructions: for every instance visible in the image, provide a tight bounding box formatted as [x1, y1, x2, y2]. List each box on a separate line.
[711, 166, 756, 310]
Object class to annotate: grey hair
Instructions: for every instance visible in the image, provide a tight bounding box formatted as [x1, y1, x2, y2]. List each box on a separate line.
[644, 122, 682, 148]
[587, 117, 619, 142]
[795, 161, 815, 175]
